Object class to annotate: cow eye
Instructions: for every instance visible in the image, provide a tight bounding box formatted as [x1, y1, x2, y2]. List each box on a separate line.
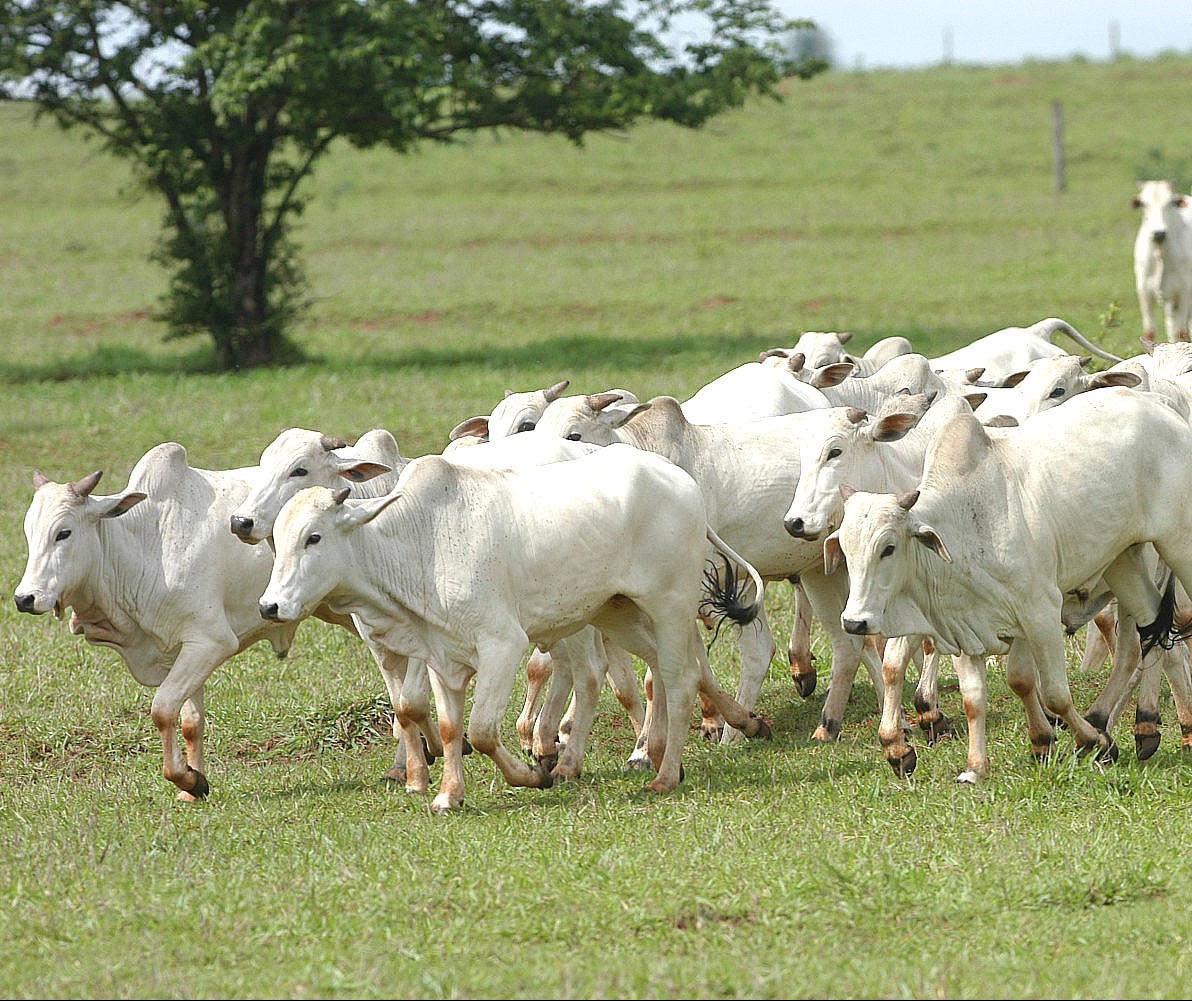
[566, 432, 583, 442]
[1048, 387, 1066, 399]
[516, 421, 536, 433]
[880, 543, 895, 558]
[290, 467, 308, 478]
[304, 533, 321, 548]
[55, 528, 71, 542]
[827, 447, 842, 460]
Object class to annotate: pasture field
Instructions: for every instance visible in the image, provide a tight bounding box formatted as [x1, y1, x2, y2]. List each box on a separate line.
[4, 53, 1192, 999]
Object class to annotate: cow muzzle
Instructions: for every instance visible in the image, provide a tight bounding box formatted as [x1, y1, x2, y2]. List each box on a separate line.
[14, 592, 41, 614]
[842, 616, 872, 635]
[783, 515, 820, 541]
[230, 514, 259, 542]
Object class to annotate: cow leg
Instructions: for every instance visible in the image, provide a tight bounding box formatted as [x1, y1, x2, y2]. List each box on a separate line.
[720, 604, 777, 744]
[516, 647, 554, 754]
[372, 649, 434, 793]
[1078, 603, 1117, 674]
[426, 670, 468, 814]
[1023, 620, 1116, 762]
[601, 636, 645, 742]
[179, 690, 205, 777]
[914, 638, 953, 743]
[952, 654, 990, 783]
[550, 635, 606, 782]
[466, 638, 554, 793]
[787, 579, 818, 697]
[645, 623, 703, 795]
[877, 634, 919, 777]
[531, 647, 575, 767]
[1004, 639, 1058, 764]
[692, 623, 772, 743]
[625, 667, 656, 772]
[151, 639, 232, 800]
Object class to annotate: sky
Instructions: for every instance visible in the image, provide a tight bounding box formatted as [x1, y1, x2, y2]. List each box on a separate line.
[773, 1, 1191, 70]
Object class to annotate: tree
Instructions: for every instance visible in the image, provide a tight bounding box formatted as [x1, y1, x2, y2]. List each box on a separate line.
[0, 1, 814, 370]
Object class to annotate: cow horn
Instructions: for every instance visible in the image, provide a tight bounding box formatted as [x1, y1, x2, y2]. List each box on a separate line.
[32, 469, 50, 490]
[845, 407, 867, 425]
[544, 380, 570, 402]
[320, 434, 350, 451]
[897, 489, 920, 510]
[786, 352, 807, 374]
[70, 471, 103, 497]
[332, 487, 351, 505]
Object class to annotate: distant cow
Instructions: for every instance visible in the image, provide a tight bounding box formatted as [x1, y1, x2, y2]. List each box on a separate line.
[14, 445, 297, 801]
[259, 444, 772, 812]
[1133, 179, 1192, 344]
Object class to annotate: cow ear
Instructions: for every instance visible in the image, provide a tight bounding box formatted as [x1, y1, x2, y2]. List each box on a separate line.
[336, 459, 392, 483]
[823, 532, 845, 575]
[450, 416, 489, 442]
[1091, 370, 1142, 390]
[92, 491, 148, 519]
[836, 331, 853, 345]
[340, 490, 402, 528]
[872, 411, 919, 442]
[983, 414, 1019, 427]
[913, 525, 952, 563]
[810, 362, 854, 389]
[1001, 369, 1029, 389]
[32, 469, 51, 490]
[963, 391, 988, 411]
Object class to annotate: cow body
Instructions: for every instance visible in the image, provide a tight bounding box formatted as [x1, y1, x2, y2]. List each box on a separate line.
[827, 388, 1192, 778]
[14, 443, 298, 800]
[1133, 179, 1192, 344]
[535, 393, 888, 742]
[259, 444, 770, 812]
[682, 361, 831, 423]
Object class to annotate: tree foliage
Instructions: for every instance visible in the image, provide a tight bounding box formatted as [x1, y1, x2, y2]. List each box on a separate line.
[0, 1, 810, 370]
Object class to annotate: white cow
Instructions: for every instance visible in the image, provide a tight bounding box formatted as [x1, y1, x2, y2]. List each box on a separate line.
[970, 354, 1141, 425]
[825, 388, 1192, 781]
[1133, 179, 1192, 345]
[14, 445, 299, 801]
[228, 427, 447, 784]
[258, 444, 772, 812]
[486, 380, 572, 438]
[681, 361, 831, 423]
[761, 331, 913, 376]
[930, 317, 1123, 386]
[535, 391, 888, 743]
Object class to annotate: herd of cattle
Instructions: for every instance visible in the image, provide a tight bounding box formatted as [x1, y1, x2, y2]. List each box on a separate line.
[13, 183, 1192, 813]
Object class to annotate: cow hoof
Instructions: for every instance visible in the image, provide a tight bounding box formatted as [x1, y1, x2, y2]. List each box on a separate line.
[179, 768, 209, 800]
[1135, 731, 1161, 762]
[420, 737, 437, 767]
[750, 714, 773, 741]
[535, 752, 559, 773]
[461, 737, 474, 756]
[792, 672, 817, 699]
[382, 766, 407, 784]
[955, 770, 980, 785]
[700, 723, 723, 742]
[537, 767, 555, 790]
[919, 713, 954, 745]
[887, 747, 917, 778]
[624, 755, 654, 773]
[1095, 738, 1119, 765]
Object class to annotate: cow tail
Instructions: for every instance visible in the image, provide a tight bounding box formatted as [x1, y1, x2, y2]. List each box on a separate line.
[1136, 574, 1192, 657]
[699, 528, 765, 637]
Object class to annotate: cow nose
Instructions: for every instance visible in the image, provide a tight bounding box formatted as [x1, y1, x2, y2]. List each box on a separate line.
[842, 617, 870, 635]
[230, 514, 254, 538]
[1153, 229, 1167, 244]
[784, 516, 814, 540]
[14, 593, 35, 613]
[259, 601, 280, 621]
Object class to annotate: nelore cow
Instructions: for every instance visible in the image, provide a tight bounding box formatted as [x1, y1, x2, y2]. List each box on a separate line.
[825, 388, 1192, 781]
[14, 444, 297, 801]
[1133, 179, 1192, 345]
[258, 443, 771, 813]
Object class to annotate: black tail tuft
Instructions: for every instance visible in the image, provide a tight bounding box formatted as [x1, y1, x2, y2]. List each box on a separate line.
[699, 555, 760, 643]
[1137, 575, 1192, 657]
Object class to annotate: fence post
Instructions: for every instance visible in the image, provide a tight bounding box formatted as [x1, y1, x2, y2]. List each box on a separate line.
[1052, 100, 1066, 193]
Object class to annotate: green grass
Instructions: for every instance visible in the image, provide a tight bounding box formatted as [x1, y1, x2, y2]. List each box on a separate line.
[4, 54, 1192, 998]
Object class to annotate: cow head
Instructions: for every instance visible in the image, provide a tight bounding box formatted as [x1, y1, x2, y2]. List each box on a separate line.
[485, 380, 571, 438]
[230, 428, 395, 544]
[825, 487, 949, 638]
[258, 485, 400, 624]
[14, 470, 146, 616]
